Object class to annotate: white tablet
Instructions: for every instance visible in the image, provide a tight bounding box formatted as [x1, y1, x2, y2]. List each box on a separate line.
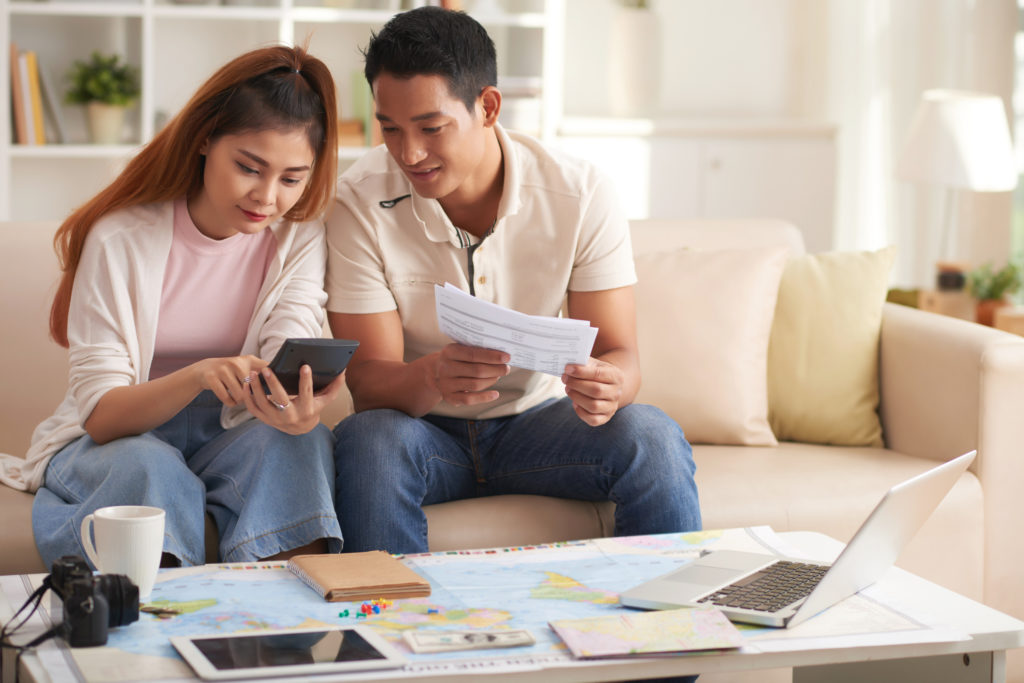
[170, 625, 406, 680]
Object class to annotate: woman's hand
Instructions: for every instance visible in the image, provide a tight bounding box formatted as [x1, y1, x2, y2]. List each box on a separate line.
[85, 354, 270, 444]
[243, 364, 347, 435]
[191, 355, 269, 407]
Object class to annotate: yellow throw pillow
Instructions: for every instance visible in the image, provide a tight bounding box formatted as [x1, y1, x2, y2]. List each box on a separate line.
[767, 247, 896, 446]
[634, 246, 789, 446]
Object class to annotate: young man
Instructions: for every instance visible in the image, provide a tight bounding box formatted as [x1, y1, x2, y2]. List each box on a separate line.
[324, 6, 701, 554]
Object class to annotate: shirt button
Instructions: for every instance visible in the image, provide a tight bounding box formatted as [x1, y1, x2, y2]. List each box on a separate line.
[478, 275, 487, 285]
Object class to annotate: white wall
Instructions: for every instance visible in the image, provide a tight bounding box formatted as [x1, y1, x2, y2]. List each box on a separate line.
[562, 0, 1018, 287]
[563, 0, 806, 119]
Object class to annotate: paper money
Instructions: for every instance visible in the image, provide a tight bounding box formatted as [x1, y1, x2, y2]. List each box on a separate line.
[402, 629, 535, 653]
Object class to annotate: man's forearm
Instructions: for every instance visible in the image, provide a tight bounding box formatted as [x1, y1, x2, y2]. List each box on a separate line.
[346, 354, 443, 417]
[595, 347, 641, 407]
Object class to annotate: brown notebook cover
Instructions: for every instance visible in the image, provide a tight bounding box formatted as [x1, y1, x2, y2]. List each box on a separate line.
[288, 551, 431, 602]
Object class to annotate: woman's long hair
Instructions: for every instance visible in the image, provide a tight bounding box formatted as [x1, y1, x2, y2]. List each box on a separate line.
[49, 43, 338, 347]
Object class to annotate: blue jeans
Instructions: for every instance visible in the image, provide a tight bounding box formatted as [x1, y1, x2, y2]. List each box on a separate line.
[332, 397, 701, 554]
[33, 391, 342, 568]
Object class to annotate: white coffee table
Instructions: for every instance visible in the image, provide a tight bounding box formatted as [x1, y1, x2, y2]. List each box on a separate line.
[3, 530, 1022, 683]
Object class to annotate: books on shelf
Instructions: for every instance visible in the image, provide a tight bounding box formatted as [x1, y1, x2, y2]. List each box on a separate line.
[9, 43, 28, 145]
[9, 45, 65, 145]
[16, 51, 38, 145]
[24, 51, 46, 145]
[37, 61, 67, 144]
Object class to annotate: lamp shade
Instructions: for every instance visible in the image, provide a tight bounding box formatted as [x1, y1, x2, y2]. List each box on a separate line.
[897, 89, 1018, 192]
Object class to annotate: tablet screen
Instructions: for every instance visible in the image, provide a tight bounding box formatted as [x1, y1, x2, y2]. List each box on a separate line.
[171, 626, 404, 680]
[196, 629, 382, 669]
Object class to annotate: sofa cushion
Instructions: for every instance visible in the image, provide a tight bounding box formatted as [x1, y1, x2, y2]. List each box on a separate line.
[692, 441, 984, 603]
[0, 222, 68, 458]
[424, 495, 614, 551]
[634, 246, 789, 446]
[0, 483, 46, 574]
[767, 247, 895, 446]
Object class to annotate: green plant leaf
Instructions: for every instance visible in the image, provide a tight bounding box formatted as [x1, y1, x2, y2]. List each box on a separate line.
[64, 51, 140, 106]
[967, 261, 1023, 300]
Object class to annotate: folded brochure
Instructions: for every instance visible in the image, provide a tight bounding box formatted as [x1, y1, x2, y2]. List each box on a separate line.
[549, 606, 743, 658]
[288, 551, 431, 602]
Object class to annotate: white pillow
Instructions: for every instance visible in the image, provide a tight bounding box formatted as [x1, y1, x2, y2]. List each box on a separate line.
[634, 246, 789, 446]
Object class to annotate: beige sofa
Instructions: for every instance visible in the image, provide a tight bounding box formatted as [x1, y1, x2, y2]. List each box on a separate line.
[3, 218, 1024, 644]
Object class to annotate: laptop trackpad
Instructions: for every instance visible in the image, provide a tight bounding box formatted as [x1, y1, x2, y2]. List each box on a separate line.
[666, 564, 742, 588]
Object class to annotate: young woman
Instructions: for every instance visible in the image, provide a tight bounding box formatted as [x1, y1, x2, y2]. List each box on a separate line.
[10, 44, 344, 567]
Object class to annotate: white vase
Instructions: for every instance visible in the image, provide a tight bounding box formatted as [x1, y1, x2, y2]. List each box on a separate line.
[85, 102, 127, 145]
[607, 6, 661, 118]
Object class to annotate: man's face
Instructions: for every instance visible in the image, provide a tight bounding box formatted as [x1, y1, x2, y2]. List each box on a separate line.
[373, 72, 490, 202]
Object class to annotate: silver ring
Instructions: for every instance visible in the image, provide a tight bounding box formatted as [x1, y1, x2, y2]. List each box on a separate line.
[270, 399, 290, 411]
[242, 376, 253, 384]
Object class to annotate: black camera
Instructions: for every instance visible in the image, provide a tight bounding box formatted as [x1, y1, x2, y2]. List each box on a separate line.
[49, 556, 140, 647]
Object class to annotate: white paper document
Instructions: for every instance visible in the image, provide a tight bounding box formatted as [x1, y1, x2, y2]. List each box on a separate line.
[434, 283, 598, 376]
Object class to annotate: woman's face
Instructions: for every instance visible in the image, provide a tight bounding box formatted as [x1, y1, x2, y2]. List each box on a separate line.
[188, 127, 315, 240]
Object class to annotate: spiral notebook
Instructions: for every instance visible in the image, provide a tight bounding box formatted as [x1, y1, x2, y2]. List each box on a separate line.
[288, 551, 431, 602]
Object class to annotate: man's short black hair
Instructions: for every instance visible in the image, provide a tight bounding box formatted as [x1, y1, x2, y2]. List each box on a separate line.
[363, 6, 497, 112]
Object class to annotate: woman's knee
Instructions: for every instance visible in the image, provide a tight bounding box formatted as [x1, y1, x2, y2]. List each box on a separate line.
[246, 422, 335, 475]
[58, 436, 194, 494]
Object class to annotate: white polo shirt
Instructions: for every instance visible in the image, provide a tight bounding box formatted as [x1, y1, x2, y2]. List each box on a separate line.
[325, 124, 636, 420]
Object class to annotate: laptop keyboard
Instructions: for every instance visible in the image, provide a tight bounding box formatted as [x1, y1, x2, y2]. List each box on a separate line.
[697, 560, 830, 613]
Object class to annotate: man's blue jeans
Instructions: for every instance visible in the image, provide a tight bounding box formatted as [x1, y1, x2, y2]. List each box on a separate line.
[332, 397, 701, 554]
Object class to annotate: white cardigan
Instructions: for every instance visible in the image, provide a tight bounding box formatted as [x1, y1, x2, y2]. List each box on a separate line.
[0, 201, 328, 491]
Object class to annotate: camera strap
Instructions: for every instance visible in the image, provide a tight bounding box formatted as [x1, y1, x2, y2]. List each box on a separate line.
[0, 577, 63, 652]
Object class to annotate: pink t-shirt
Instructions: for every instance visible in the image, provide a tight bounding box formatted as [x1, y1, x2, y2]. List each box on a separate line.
[150, 198, 277, 378]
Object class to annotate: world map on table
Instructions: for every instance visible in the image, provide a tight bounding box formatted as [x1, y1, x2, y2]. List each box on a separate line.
[76, 528, 759, 681]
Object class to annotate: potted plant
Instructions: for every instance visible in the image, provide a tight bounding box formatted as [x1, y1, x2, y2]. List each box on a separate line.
[65, 51, 140, 144]
[966, 261, 1022, 326]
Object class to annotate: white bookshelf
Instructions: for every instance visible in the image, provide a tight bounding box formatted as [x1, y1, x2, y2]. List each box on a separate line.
[0, 0, 565, 221]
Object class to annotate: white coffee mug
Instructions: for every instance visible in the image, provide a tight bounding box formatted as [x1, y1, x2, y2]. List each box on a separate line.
[80, 505, 165, 598]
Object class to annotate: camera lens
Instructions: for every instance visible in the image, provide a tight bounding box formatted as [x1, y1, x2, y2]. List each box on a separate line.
[93, 574, 140, 628]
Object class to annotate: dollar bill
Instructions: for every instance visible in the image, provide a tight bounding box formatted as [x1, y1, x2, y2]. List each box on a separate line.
[402, 629, 535, 654]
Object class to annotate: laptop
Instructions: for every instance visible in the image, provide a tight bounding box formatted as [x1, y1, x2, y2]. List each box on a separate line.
[619, 450, 976, 628]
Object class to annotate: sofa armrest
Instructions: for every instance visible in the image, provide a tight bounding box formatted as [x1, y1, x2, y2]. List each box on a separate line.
[879, 301, 1024, 618]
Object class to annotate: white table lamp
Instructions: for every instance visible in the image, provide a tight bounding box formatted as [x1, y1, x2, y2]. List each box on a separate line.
[897, 89, 1018, 266]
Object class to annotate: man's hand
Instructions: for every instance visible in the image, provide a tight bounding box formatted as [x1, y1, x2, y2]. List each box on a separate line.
[562, 358, 626, 427]
[434, 343, 510, 407]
